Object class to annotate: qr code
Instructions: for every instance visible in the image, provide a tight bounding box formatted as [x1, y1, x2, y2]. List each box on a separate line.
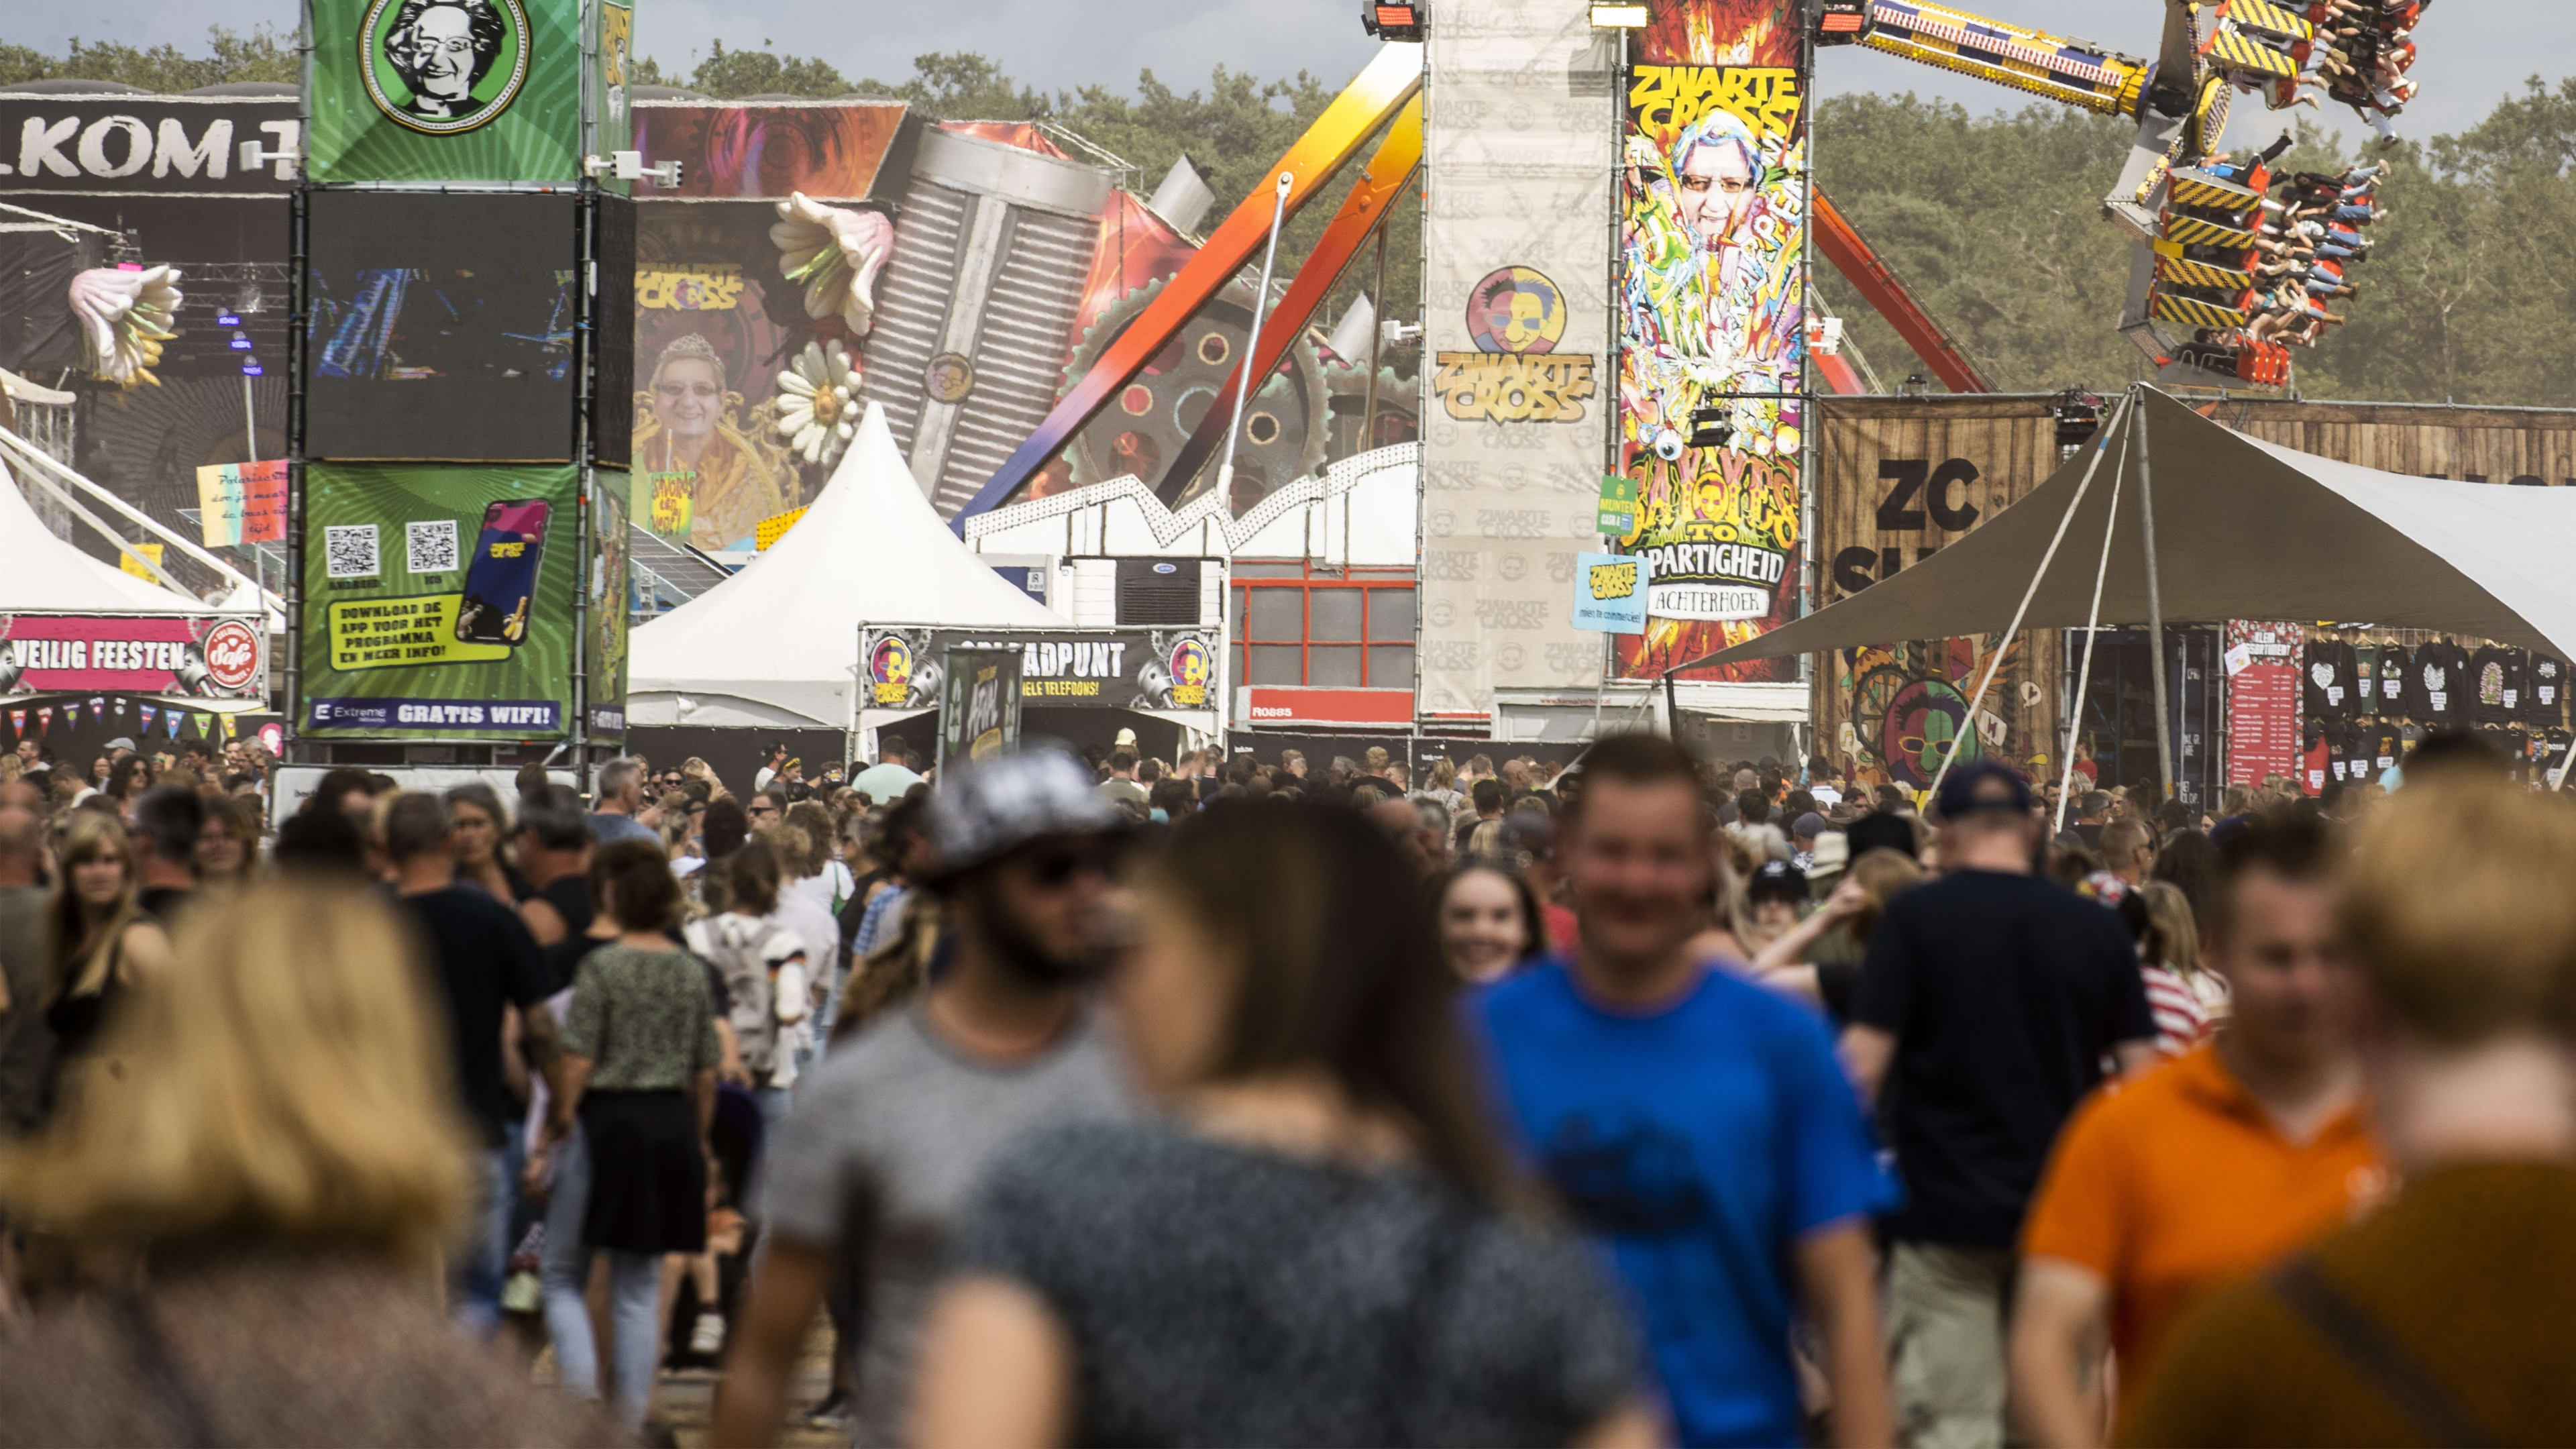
[323, 524, 380, 579]
[407, 519, 460, 575]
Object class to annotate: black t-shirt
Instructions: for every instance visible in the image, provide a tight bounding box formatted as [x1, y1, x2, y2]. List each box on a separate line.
[398, 885, 553, 1146]
[2303, 639, 2358, 723]
[2406, 641, 2469, 725]
[2469, 646, 2520, 726]
[1853, 869, 2155, 1247]
[2529, 654, 2568, 731]
[2364, 722, 2403, 777]
[535, 873, 594, 941]
[136, 885, 191, 923]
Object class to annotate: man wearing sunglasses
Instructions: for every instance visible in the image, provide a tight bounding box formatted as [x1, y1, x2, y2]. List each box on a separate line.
[718, 748, 1136, 1448]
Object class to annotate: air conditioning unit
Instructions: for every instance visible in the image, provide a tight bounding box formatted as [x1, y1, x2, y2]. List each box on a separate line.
[1064, 557, 1222, 628]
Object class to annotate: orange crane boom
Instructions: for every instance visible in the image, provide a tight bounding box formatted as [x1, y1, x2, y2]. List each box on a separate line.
[1812, 186, 1990, 394]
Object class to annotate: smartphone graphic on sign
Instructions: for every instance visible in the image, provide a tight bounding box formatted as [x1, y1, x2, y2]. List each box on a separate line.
[455, 500, 550, 647]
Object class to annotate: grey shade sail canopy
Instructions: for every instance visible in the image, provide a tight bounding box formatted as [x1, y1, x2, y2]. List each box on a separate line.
[1695, 388, 2576, 669]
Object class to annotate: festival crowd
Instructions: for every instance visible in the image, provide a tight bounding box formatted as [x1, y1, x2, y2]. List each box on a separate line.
[0, 722, 2569, 1448]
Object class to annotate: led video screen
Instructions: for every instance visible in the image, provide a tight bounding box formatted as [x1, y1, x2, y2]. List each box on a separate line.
[305, 190, 579, 461]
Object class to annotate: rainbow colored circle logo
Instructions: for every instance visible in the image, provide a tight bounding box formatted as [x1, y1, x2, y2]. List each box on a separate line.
[869, 635, 914, 705]
[1466, 265, 1566, 356]
[1167, 637, 1212, 708]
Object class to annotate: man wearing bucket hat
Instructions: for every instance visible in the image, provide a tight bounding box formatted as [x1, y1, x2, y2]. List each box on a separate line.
[717, 748, 1138, 1446]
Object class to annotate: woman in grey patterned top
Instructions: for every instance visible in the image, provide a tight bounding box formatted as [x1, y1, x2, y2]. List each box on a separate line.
[531, 839, 720, 1432]
[917, 801, 1654, 1448]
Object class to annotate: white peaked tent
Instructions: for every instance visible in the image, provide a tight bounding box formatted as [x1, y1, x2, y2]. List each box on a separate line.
[0, 466, 226, 615]
[1702, 387, 2576, 668]
[629, 402, 1065, 731]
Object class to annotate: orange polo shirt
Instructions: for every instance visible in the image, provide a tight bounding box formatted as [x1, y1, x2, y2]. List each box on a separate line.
[2021, 1041, 2383, 1385]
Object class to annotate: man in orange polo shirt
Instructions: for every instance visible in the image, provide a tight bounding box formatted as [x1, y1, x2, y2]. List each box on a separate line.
[2008, 812, 2383, 1447]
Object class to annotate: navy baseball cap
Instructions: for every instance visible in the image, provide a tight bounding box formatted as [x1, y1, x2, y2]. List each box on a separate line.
[1748, 858, 1809, 902]
[1934, 759, 2033, 819]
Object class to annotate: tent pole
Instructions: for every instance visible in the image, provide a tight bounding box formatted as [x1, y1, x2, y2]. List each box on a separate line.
[2055, 422, 2131, 833]
[1925, 392, 2136, 802]
[2135, 385, 2175, 800]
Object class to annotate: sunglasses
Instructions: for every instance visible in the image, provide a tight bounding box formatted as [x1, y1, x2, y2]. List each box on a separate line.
[749, 804, 782, 818]
[1018, 839, 1121, 888]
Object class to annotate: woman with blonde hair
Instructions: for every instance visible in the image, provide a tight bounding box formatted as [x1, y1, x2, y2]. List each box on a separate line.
[1751, 845, 1924, 1021]
[0, 881, 617, 1444]
[40, 810, 172, 1113]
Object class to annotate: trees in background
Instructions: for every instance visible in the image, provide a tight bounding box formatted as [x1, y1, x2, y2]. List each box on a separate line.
[1814, 86, 2576, 408]
[11, 29, 2570, 407]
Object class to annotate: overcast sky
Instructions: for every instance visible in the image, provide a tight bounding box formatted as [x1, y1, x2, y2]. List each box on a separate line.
[9, 0, 2561, 150]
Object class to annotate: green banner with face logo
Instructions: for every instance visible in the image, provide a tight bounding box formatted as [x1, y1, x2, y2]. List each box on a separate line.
[307, 0, 584, 183]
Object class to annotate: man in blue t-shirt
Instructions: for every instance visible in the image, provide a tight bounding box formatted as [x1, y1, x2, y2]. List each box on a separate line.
[1472, 733, 1894, 1448]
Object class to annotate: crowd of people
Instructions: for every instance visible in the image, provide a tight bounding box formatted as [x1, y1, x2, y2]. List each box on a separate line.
[0, 720, 2569, 1447]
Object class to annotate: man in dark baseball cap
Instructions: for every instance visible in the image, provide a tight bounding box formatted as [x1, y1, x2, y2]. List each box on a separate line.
[1839, 756, 2157, 1444]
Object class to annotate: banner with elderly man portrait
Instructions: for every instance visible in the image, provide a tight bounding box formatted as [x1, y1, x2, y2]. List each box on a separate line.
[1611, 1, 1810, 683]
[306, 0, 586, 183]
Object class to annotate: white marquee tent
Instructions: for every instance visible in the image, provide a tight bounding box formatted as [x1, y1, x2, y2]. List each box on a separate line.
[629, 402, 1065, 731]
[0, 461, 229, 616]
[1702, 387, 2576, 668]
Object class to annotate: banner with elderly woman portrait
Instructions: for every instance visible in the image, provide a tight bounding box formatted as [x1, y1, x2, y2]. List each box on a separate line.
[1611, 0, 1809, 684]
[306, 0, 586, 183]
[630, 201, 898, 553]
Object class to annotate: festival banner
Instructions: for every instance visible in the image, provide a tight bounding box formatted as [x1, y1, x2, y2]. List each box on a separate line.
[195, 460, 289, 547]
[590, 467, 631, 737]
[861, 626, 1222, 714]
[305, 0, 585, 184]
[298, 462, 582, 739]
[631, 203, 893, 551]
[1417, 0, 1617, 719]
[0, 614, 266, 703]
[1612, 0, 1809, 682]
[586, 0, 635, 197]
[631, 99, 910, 201]
[938, 647, 1024, 769]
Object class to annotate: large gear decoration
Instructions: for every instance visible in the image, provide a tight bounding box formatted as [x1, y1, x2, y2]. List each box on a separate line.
[1063, 276, 1331, 507]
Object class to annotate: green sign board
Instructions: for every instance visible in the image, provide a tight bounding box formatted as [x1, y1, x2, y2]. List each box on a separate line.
[300, 462, 584, 739]
[938, 647, 1024, 771]
[307, 0, 584, 184]
[1597, 473, 1640, 537]
[588, 0, 635, 197]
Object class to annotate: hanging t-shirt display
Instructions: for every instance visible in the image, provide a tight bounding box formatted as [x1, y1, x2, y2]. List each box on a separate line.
[2406, 641, 2469, 725]
[2352, 643, 2381, 719]
[2365, 722, 2403, 778]
[2301, 718, 2332, 795]
[2469, 646, 2521, 726]
[2302, 638, 2357, 723]
[2528, 653, 2566, 731]
[2324, 722, 2360, 787]
[2378, 646, 2408, 712]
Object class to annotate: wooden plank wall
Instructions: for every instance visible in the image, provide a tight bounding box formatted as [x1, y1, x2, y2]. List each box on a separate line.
[1813, 398, 2067, 790]
[1812, 397, 2576, 792]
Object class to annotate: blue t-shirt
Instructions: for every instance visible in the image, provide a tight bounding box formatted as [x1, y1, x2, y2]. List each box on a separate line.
[1470, 961, 1894, 1448]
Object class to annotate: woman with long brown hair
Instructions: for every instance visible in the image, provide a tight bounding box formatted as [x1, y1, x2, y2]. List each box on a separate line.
[0, 881, 616, 1444]
[915, 800, 1650, 1446]
[40, 810, 172, 1114]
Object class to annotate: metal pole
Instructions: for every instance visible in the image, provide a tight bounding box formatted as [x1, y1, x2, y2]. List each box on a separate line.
[1925, 392, 2135, 801]
[1215, 172, 1295, 506]
[284, 182, 307, 761]
[2135, 384, 2174, 799]
[244, 375, 258, 465]
[571, 193, 596, 792]
[1360, 217, 1388, 455]
[2055, 423, 2131, 832]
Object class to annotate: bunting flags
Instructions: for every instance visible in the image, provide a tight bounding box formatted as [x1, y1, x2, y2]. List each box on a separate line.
[5, 710, 21, 737]
[138, 705, 156, 733]
[38, 708, 53, 733]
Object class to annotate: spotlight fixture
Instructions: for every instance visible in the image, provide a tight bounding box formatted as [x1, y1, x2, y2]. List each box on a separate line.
[1361, 0, 1425, 41]
[2051, 388, 2105, 447]
[1590, 1, 1651, 28]
[1686, 407, 1735, 449]
[233, 280, 264, 315]
[1815, 1, 1870, 44]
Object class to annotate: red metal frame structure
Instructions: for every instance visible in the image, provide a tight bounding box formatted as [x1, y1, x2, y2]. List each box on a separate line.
[953, 43, 1425, 527]
[1230, 561, 1417, 690]
[1155, 95, 1424, 503]
[1813, 187, 1991, 394]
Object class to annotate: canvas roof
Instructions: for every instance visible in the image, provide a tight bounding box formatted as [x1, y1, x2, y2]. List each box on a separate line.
[1700, 388, 2576, 668]
[0, 469, 226, 615]
[629, 402, 1065, 730]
